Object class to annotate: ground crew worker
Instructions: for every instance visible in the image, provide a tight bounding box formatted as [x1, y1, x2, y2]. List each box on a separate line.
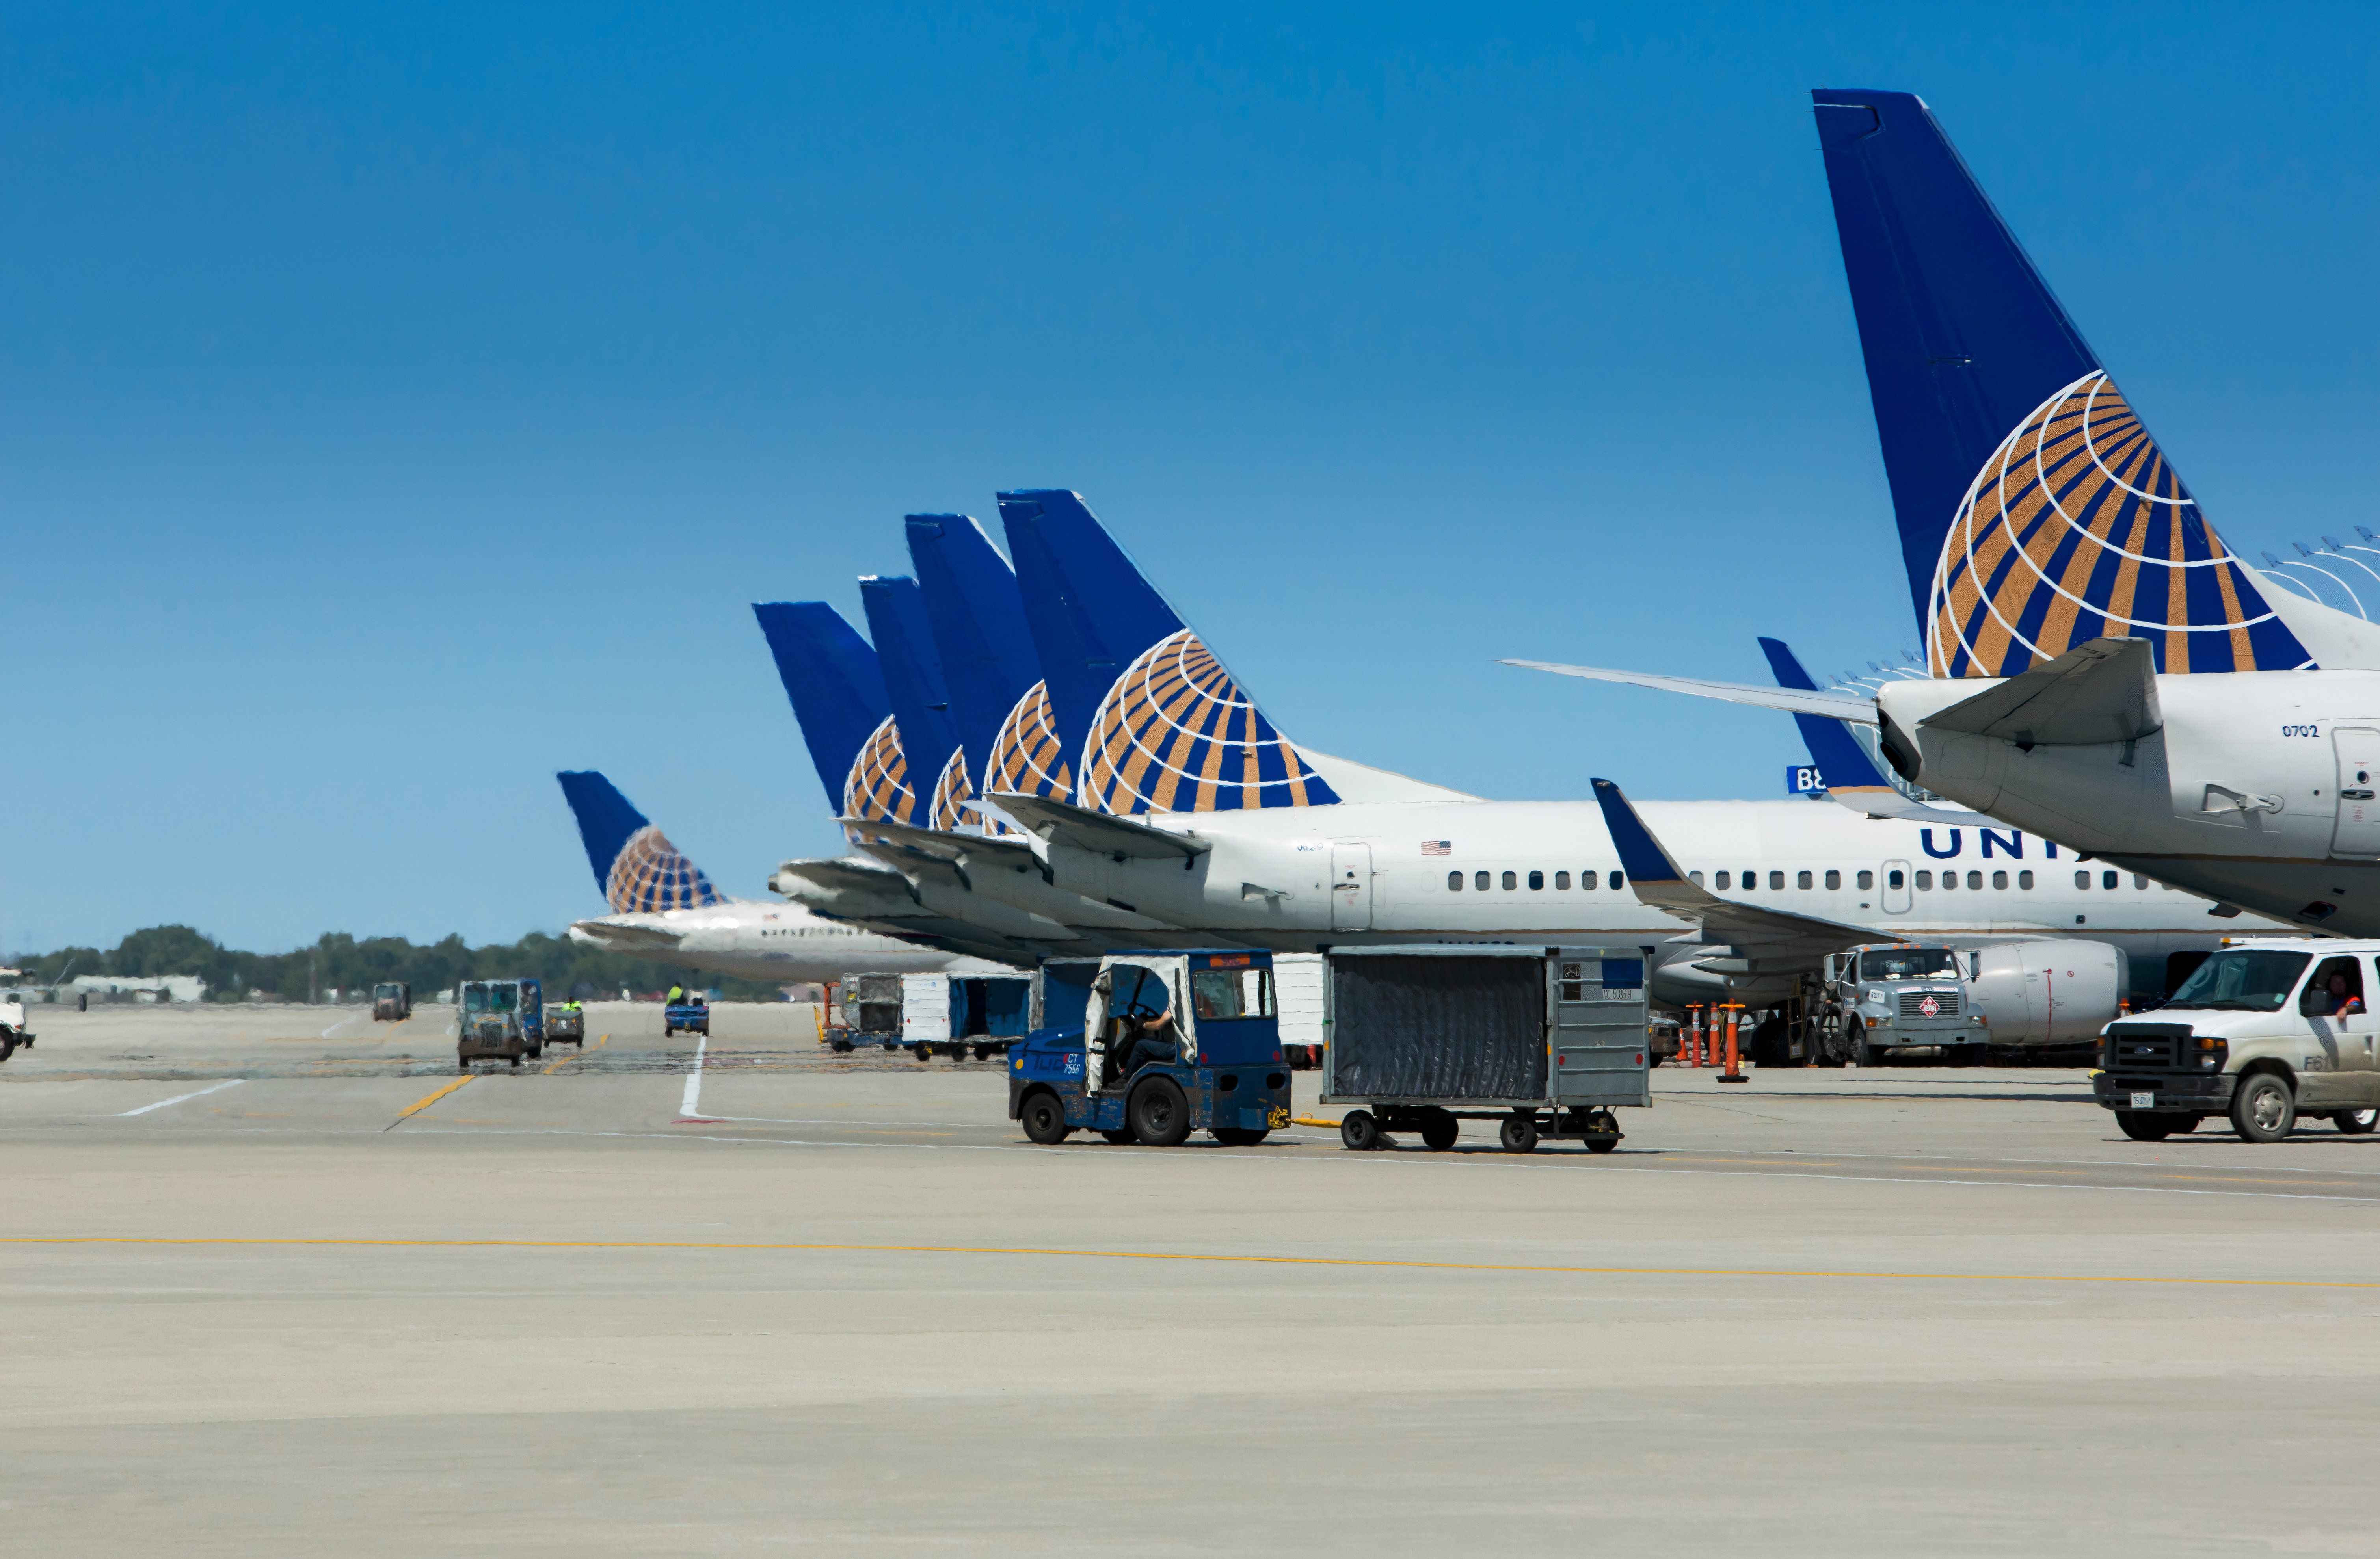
[665, 983, 683, 1005]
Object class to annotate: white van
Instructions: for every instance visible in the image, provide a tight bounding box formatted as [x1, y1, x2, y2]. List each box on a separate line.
[2094, 937, 2380, 1142]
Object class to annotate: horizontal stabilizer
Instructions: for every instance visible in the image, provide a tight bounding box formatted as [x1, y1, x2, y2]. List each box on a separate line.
[988, 790, 1212, 860]
[1591, 778, 1877, 966]
[566, 919, 684, 953]
[1505, 660, 1879, 723]
[1822, 787, 1989, 827]
[841, 816, 1040, 869]
[1919, 637, 2160, 747]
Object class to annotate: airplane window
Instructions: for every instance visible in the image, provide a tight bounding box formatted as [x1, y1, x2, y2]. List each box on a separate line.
[1582, 870, 1597, 890]
[1475, 871, 1490, 891]
[1967, 871, 1983, 890]
[1885, 870, 1901, 889]
[1686, 871, 1701, 886]
[1915, 871, 1933, 890]
[1825, 870, 1840, 890]
[1714, 871, 1730, 890]
[1941, 871, 1956, 891]
[1528, 870, 1544, 890]
[1761, 870, 1778, 890]
[2134, 875, 2149, 890]
[2076, 871, 2090, 889]
[1610, 871, 1624, 890]
[1740, 870, 1756, 890]
[1992, 871, 2008, 889]
[1556, 871, 1571, 889]
[1797, 870, 1813, 890]
[1859, 870, 1875, 890]
[2019, 871, 2034, 889]
[1502, 871, 1517, 890]
[2102, 870, 2120, 890]
[1447, 871, 1463, 891]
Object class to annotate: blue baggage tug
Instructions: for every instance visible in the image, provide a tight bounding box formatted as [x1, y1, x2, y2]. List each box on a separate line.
[1009, 951, 1293, 1146]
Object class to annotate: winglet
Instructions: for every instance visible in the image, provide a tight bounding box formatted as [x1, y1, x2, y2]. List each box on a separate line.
[1589, 779, 1701, 896]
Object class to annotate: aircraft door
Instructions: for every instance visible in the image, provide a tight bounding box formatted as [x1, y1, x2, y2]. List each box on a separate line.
[1881, 859, 1912, 914]
[2332, 729, 2380, 858]
[1330, 842, 1373, 931]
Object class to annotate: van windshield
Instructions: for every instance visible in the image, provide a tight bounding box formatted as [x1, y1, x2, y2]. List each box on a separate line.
[1858, 948, 1961, 981]
[464, 985, 517, 1014]
[2166, 950, 2311, 1013]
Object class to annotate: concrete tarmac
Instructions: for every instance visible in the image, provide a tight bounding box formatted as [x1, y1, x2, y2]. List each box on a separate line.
[6, 1001, 2379, 1555]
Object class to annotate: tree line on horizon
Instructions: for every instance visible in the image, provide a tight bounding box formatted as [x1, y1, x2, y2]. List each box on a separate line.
[6, 924, 793, 1003]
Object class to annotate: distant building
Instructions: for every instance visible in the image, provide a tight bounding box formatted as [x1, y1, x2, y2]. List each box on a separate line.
[67, 974, 207, 1003]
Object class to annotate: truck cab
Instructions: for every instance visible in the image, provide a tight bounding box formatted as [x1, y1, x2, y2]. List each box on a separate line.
[1007, 951, 1293, 1148]
[1829, 943, 1987, 1065]
[372, 982, 411, 1022]
[2095, 938, 2380, 1143]
[458, 979, 544, 1070]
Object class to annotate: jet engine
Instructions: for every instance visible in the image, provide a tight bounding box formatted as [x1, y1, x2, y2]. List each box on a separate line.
[1966, 940, 2126, 1045]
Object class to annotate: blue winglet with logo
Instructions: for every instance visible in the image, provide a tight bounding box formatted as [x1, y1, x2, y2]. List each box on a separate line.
[1757, 637, 1895, 794]
[1813, 87, 2307, 677]
[752, 601, 901, 818]
[1589, 778, 1689, 889]
[556, 770, 722, 912]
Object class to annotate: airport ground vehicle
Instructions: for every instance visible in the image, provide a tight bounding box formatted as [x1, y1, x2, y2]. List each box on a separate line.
[0, 992, 33, 1063]
[823, 973, 904, 1052]
[547, 1005, 586, 1046]
[1827, 944, 1982, 1065]
[663, 997, 709, 1038]
[457, 979, 543, 1070]
[372, 982, 411, 1022]
[1321, 946, 1650, 1154]
[1275, 953, 1325, 1068]
[1008, 951, 1292, 1146]
[901, 973, 1031, 1060]
[2094, 939, 2380, 1143]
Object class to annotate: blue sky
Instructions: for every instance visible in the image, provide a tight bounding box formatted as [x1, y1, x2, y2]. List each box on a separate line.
[9, 2, 2380, 953]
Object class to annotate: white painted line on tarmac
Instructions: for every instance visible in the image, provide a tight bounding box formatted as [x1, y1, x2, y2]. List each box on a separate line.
[679, 1035, 707, 1118]
[120, 1079, 245, 1116]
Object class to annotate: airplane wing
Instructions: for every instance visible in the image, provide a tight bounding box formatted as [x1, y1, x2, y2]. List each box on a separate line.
[1591, 777, 1878, 971]
[1504, 660, 1880, 723]
[987, 791, 1213, 860]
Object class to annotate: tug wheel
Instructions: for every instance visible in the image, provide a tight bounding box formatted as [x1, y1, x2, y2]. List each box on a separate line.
[1019, 1091, 1072, 1145]
[1128, 1078, 1192, 1147]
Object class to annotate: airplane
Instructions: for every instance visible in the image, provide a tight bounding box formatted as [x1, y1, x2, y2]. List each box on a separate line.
[557, 770, 1009, 980]
[764, 492, 2257, 1030]
[1515, 89, 2380, 937]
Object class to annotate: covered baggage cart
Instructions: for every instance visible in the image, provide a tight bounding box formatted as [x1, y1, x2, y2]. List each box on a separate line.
[1321, 945, 1651, 1154]
[901, 973, 1032, 1060]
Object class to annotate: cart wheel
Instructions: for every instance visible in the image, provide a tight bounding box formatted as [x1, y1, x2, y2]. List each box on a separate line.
[1340, 1109, 1382, 1152]
[1499, 1113, 1539, 1154]
[510, 1056, 521, 1068]
[882, 1040, 898, 1051]
[912, 1047, 931, 1063]
[1020, 1091, 1072, 1145]
[1419, 1111, 1459, 1152]
[1099, 1127, 1136, 1146]
[457, 1059, 469, 1074]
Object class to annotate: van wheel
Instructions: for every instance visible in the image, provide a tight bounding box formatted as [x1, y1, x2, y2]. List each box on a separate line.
[1340, 1109, 1381, 1152]
[2230, 1072, 2296, 1143]
[2115, 1110, 2173, 1141]
[1128, 1078, 1192, 1146]
[1019, 1091, 1071, 1145]
[1420, 1111, 1459, 1152]
[2338, 1109, 2379, 1135]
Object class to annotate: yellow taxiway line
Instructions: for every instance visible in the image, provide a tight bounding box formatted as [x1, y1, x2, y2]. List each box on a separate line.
[6, 1234, 2379, 1290]
[391, 1076, 471, 1123]
[542, 1033, 608, 1074]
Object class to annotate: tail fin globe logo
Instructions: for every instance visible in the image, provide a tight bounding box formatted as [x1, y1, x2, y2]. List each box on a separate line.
[607, 827, 721, 913]
[985, 680, 1073, 829]
[1080, 630, 1340, 814]
[929, 749, 974, 832]
[843, 716, 919, 825]
[1930, 372, 2311, 677]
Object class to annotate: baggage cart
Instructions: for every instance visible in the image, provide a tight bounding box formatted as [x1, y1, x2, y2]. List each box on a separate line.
[1320, 945, 1651, 1154]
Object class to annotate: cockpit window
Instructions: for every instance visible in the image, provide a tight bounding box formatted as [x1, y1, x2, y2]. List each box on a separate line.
[2167, 950, 2312, 1013]
[1857, 948, 1961, 981]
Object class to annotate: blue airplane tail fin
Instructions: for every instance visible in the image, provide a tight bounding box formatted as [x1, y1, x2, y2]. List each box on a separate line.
[556, 771, 722, 912]
[751, 601, 917, 824]
[1813, 88, 2307, 676]
[996, 489, 1338, 815]
[1756, 637, 1896, 795]
[906, 514, 1042, 803]
[858, 575, 969, 831]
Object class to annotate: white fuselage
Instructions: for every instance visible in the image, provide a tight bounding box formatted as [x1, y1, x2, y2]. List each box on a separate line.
[1879, 671, 2380, 939]
[928, 796, 2283, 983]
[568, 897, 1018, 982]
